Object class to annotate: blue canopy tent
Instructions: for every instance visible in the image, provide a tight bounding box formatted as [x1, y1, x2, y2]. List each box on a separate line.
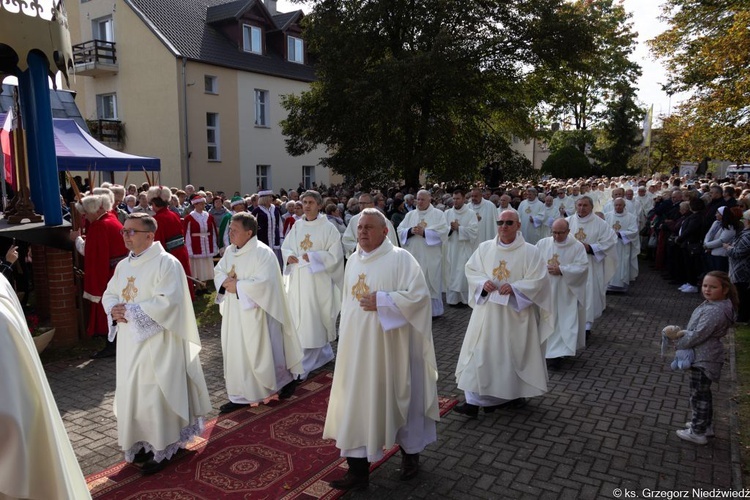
[0, 114, 160, 171]
[51, 119, 160, 171]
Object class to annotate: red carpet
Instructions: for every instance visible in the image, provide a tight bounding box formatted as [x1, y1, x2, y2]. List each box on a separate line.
[86, 372, 458, 499]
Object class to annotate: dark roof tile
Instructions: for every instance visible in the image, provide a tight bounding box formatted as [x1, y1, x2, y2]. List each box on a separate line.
[125, 0, 315, 82]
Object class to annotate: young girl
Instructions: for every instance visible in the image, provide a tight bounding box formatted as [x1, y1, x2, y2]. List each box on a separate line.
[668, 271, 738, 445]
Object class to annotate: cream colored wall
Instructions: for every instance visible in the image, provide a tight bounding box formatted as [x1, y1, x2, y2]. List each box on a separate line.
[66, 0, 117, 122]
[183, 62, 241, 192]
[115, 4, 182, 186]
[510, 136, 548, 170]
[234, 73, 330, 195]
[67, 0, 334, 193]
[66, 0, 183, 187]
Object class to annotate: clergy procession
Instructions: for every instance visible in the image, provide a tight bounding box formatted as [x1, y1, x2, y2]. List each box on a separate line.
[5, 171, 750, 499]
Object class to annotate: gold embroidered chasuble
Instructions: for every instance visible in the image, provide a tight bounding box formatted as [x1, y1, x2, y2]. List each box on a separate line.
[456, 235, 554, 400]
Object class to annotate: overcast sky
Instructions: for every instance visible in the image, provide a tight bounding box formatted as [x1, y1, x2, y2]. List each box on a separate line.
[276, 0, 686, 123]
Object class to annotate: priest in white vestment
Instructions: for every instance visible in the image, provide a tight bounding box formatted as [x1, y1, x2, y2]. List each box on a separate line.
[635, 186, 654, 230]
[397, 190, 450, 317]
[541, 195, 559, 239]
[453, 210, 553, 418]
[536, 219, 588, 369]
[469, 188, 498, 243]
[566, 196, 618, 337]
[444, 190, 479, 305]
[324, 209, 439, 491]
[281, 190, 344, 379]
[342, 193, 398, 258]
[554, 190, 576, 217]
[516, 188, 546, 244]
[602, 188, 635, 214]
[0, 275, 91, 500]
[214, 212, 304, 414]
[496, 194, 518, 218]
[103, 213, 212, 475]
[605, 199, 640, 292]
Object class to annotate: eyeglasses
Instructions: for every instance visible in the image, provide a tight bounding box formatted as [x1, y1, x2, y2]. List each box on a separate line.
[120, 229, 151, 236]
[496, 220, 517, 226]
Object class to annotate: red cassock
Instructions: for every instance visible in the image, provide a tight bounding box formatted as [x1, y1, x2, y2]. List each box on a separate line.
[182, 211, 218, 257]
[83, 211, 127, 336]
[153, 206, 195, 299]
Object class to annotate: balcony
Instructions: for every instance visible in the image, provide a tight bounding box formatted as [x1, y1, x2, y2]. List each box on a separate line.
[72, 40, 118, 76]
[86, 119, 125, 149]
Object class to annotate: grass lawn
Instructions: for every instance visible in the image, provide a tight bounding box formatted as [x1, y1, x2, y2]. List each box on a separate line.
[192, 284, 222, 328]
[734, 323, 750, 483]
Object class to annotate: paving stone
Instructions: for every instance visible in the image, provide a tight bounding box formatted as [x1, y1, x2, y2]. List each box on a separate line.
[41, 260, 740, 496]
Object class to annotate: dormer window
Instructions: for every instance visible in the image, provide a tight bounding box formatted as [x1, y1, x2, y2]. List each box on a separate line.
[243, 24, 263, 54]
[287, 36, 304, 64]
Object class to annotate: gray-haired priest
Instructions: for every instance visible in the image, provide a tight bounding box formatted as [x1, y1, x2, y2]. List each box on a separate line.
[396, 190, 449, 317]
[214, 212, 303, 414]
[281, 190, 344, 379]
[324, 208, 440, 491]
[103, 213, 212, 475]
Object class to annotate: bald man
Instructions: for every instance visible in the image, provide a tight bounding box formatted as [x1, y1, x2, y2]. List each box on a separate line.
[536, 219, 588, 369]
[454, 210, 553, 417]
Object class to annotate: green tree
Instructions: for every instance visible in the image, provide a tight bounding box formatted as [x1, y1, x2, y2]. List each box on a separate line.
[530, 0, 641, 134]
[541, 145, 593, 179]
[281, 0, 588, 188]
[591, 89, 642, 175]
[650, 0, 750, 161]
[546, 129, 595, 154]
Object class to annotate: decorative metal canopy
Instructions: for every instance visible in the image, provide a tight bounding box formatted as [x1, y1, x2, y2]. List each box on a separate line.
[0, 0, 73, 86]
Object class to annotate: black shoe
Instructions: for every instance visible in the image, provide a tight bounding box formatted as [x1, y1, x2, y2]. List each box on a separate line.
[484, 398, 528, 413]
[219, 401, 249, 414]
[133, 449, 153, 464]
[141, 458, 168, 475]
[453, 402, 479, 418]
[399, 451, 420, 481]
[329, 472, 369, 491]
[90, 345, 116, 359]
[548, 358, 562, 370]
[278, 380, 298, 400]
[586, 330, 591, 341]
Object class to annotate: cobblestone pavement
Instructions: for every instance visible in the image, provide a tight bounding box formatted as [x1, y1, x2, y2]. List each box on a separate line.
[46, 261, 739, 498]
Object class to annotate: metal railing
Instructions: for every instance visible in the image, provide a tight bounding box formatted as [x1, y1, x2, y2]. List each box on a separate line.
[72, 39, 117, 66]
[86, 119, 124, 144]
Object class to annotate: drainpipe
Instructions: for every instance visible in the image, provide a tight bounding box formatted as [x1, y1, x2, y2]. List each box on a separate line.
[182, 57, 190, 185]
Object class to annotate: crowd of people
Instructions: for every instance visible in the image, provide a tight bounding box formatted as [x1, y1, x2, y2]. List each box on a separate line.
[2, 171, 748, 497]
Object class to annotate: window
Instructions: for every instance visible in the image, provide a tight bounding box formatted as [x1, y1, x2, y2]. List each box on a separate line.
[302, 165, 315, 189]
[254, 89, 269, 127]
[206, 113, 220, 161]
[92, 15, 114, 42]
[243, 25, 262, 54]
[96, 93, 117, 119]
[204, 75, 218, 94]
[287, 36, 304, 64]
[256, 165, 270, 190]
